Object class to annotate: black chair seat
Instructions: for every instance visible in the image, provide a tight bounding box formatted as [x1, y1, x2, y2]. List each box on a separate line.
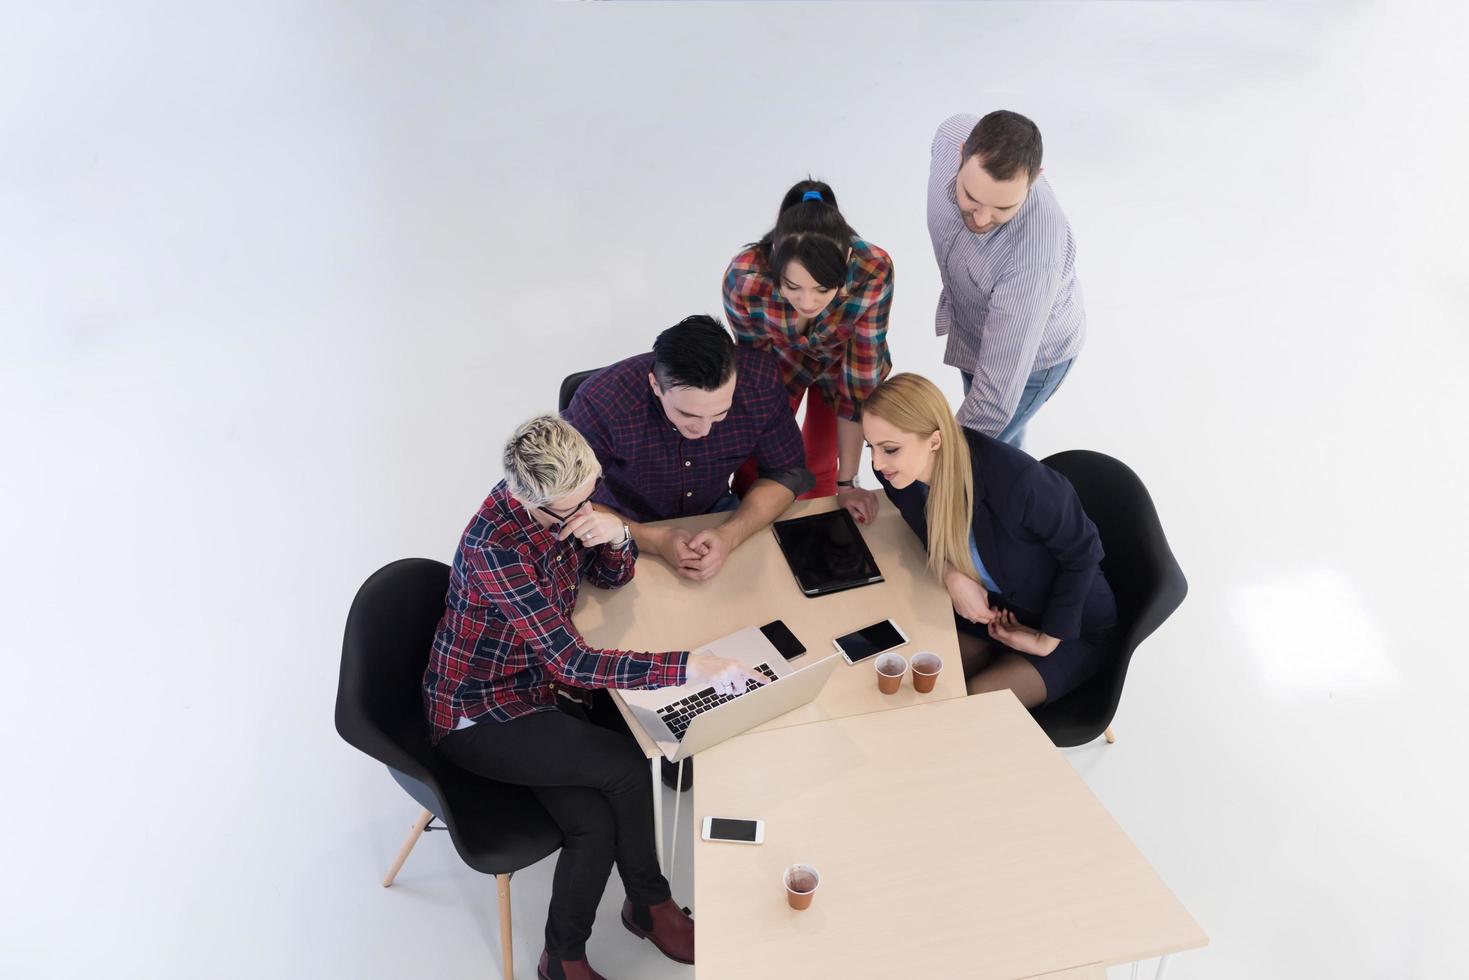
[432, 766, 562, 876]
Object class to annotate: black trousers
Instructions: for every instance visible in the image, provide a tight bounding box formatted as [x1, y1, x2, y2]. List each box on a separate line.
[439, 695, 670, 960]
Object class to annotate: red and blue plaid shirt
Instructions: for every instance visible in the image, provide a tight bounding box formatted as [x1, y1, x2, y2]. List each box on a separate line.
[723, 239, 895, 422]
[422, 481, 688, 743]
[561, 348, 810, 524]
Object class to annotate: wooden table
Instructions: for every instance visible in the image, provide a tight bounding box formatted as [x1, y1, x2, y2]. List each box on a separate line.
[574, 495, 969, 873]
[692, 693, 1208, 979]
[1020, 965, 1107, 980]
[575, 496, 968, 755]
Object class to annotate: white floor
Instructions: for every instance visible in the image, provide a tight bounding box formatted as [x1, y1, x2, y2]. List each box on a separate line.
[3, 2, 1467, 978]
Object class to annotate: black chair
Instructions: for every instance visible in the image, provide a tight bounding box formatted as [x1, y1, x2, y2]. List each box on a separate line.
[336, 558, 562, 980]
[558, 368, 602, 413]
[1031, 451, 1188, 747]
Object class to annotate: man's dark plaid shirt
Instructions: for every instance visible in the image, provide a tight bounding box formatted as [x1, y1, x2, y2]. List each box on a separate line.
[561, 348, 811, 523]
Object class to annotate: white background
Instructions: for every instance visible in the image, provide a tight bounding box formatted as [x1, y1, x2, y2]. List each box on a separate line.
[2, 2, 1466, 978]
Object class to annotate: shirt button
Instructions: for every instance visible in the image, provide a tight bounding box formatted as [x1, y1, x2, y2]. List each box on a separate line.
[685, 491, 693, 498]
[684, 460, 692, 467]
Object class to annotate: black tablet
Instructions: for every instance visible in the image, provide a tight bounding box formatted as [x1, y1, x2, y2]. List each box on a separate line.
[771, 509, 884, 597]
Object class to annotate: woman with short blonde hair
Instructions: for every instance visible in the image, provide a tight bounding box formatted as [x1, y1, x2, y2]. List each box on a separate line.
[423, 414, 758, 979]
[863, 374, 1120, 708]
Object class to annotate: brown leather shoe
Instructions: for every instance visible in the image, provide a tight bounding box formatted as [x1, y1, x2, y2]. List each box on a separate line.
[621, 898, 694, 965]
[537, 949, 607, 980]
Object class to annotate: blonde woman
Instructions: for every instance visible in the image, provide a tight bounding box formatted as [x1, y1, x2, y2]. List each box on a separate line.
[861, 374, 1119, 707]
[422, 415, 760, 980]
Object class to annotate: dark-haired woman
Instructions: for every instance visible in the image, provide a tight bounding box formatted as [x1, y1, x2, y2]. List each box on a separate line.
[724, 179, 894, 520]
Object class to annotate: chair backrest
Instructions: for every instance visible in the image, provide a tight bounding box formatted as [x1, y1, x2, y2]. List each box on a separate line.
[1041, 450, 1187, 651]
[558, 368, 602, 413]
[335, 558, 453, 805]
[1034, 451, 1187, 744]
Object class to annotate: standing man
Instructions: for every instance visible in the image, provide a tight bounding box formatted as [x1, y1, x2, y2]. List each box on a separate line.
[562, 315, 814, 584]
[928, 110, 1086, 446]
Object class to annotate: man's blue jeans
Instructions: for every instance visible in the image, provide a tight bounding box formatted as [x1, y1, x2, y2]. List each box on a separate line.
[961, 358, 1074, 449]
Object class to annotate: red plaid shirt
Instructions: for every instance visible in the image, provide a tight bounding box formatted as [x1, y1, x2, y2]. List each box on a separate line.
[722, 239, 894, 421]
[422, 481, 688, 743]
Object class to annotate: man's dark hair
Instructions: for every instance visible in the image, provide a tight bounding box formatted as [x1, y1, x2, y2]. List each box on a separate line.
[652, 315, 737, 391]
[961, 110, 1043, 183]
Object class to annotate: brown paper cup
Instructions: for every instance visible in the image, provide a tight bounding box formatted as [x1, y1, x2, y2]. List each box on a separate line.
[910, 651, 943, 694]
[785, 864, 820, 910]
[874, 652, 907, 695]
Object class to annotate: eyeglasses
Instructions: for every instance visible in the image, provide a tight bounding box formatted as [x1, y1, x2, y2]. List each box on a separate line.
[536, 476, 603, 524]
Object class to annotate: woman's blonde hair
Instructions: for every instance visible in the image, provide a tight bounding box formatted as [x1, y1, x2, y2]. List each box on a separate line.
[502, 414, 601, 506]
[863, 373, 979, 584]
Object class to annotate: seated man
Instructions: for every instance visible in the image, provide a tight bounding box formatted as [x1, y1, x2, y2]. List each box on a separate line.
[563, 314, 814, 583]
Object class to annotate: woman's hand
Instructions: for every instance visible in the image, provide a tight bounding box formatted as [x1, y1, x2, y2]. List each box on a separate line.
[557, 510, 627, 548]
[686, 652, 767, 697]
[945, 566, 995, 624]
[986, 609, 1061, 657]
[836, 486, 879, 524]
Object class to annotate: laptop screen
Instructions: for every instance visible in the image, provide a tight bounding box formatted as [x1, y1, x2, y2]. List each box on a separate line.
[772, 509, 884, 596]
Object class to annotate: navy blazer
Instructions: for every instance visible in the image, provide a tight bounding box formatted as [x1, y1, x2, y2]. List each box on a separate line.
[874, 429, 1116, 641]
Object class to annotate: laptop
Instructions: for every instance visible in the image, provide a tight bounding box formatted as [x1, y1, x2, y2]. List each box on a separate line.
[772, 508, 884, 597]
[618, 625, 841, 763]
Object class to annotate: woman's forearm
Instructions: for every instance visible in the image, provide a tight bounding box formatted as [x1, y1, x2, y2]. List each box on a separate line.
[836, 416, 864, 482]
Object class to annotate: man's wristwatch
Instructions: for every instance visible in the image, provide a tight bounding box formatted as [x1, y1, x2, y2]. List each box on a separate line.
[836, 478, 860, 489]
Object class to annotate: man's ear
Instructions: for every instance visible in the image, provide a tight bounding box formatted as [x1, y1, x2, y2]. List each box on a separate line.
[647, 371, 662, 398]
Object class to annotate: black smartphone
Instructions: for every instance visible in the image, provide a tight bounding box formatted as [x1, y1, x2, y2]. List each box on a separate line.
[759, 619, 807, 661]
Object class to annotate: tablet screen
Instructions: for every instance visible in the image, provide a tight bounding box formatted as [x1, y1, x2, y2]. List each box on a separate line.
[772, 509, 883, 596]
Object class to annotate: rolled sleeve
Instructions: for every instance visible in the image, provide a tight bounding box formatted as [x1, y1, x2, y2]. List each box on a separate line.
[757, 464, 816, 499]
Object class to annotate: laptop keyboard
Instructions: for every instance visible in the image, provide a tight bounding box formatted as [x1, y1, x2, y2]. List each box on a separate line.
[657, 662, 780, 742]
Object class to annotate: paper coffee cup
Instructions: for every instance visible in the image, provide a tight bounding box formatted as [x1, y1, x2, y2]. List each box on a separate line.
[910, 651, 943, 694]
[785, 864, 820, 910]
[874, 652, 907, 695]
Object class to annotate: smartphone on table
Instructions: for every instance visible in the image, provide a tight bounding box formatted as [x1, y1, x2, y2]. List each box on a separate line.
[702, 816, 764, 845]
[760, 619, 807, 661]
[832, 619, 908, 665]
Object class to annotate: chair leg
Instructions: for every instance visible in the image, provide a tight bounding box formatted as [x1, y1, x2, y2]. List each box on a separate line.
[382, 808, 434, 887]
[1104, 725, 1117, 744]
[497, 873, 514, 980]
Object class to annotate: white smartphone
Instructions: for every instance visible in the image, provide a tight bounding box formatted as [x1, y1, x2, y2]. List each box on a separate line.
[833, 618, 909, 665]
[702, 816, 764, 845]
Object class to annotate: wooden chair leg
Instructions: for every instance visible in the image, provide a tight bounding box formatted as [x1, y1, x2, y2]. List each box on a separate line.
[497, 873, 514, 979]
[382, 808, 434, 887]
[1104, 725, 1117, 744]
